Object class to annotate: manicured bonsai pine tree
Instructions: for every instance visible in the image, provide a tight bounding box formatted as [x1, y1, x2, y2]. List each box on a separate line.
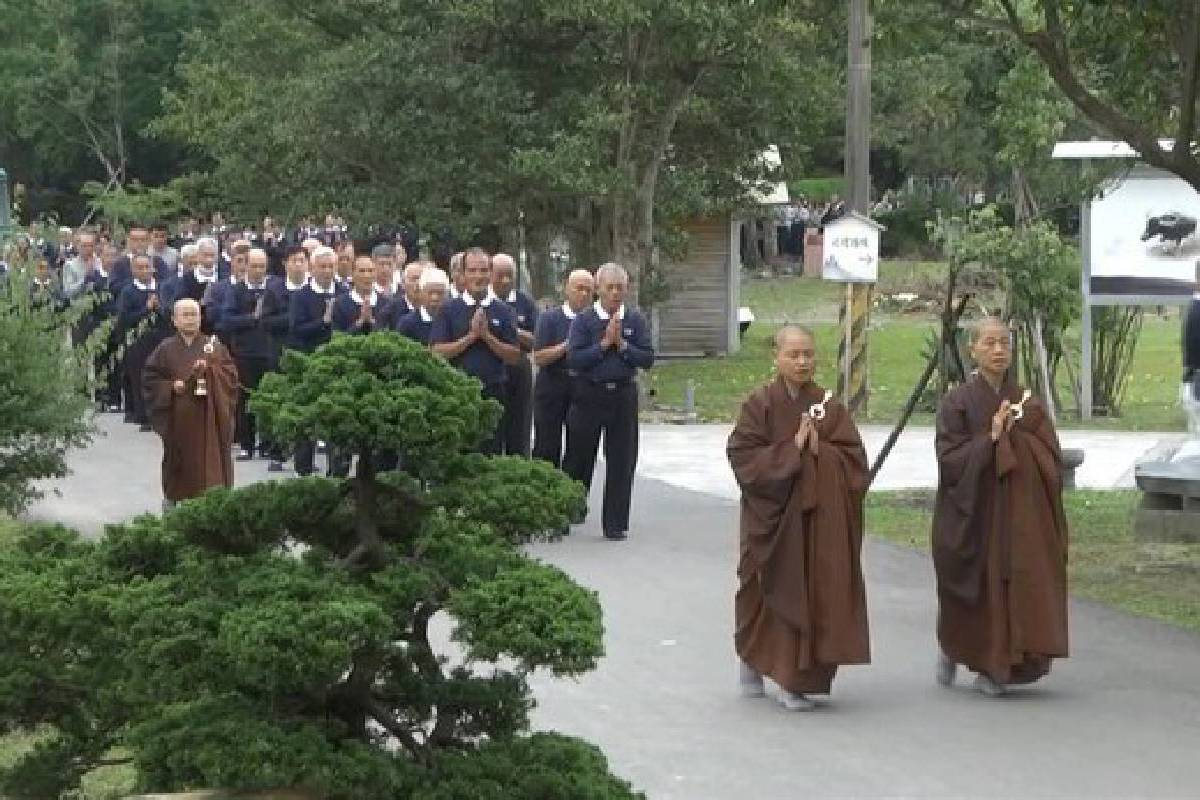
[0, 332, 642, 799]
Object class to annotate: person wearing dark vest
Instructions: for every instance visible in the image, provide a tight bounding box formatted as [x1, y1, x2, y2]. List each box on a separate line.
[208, 240, 250, 346]
[371, 243, 400, 298]
[115, 254, 170, 429]
[532, 268, 595, 470]
[110, 223, 169, 295]
[79, 242, 122, 411]
[430, 248, 521, 455]
[395, 265, 449, 346]
[258, 245, 309, 471]
[332, 255, 398, 336]
[489, 253, 538, 457]
[288, 246, 345, 476]
[563, 262, 655, 541]
[222, 248, 275, 461]
[172, 236, 223, 334]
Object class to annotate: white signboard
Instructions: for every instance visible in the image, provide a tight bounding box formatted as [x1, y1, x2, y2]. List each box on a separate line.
[1090, 168, 1200, 298]
[821, 214, 880, 283]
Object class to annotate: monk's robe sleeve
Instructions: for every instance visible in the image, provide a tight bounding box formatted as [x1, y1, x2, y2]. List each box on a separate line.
[210, 343, 240, 422]
[142, 342, 176, 438]
[817, 404, 869, 498]
[727, 392, 805, 501]
[935, 390, 996, 515]
[1011, 400, 1069, 558]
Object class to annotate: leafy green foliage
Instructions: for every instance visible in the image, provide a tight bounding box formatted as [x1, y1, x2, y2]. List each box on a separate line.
[0, 331, 626, 797]
[0, 267, 96, 515]
[253, 334, 502, 477]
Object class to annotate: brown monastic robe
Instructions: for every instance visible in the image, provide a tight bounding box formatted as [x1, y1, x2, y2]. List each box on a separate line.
[142, 333, 239, 502]
[932, 373, 1069, 684]
[727, 378, 871, 695]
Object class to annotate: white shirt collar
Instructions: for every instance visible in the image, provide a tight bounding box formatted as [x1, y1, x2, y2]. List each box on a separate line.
[490, 287, 517, 304]
[594, 301, 625, 320]
[308, 277, 336, 295]
[286, 276, 307, 292]
[449, 285, 461, 300]
[194, 267, 217, 284]
[350, 288, 379, 307]
[461, 290, 493, 307]
[133, 278, 156, 291]
[245, 279, 267, 291]
[419, 306, 433, 323]
[561, 302, 578, 319]
[94, 264, 109, 279]
[375, 281, 392, 296]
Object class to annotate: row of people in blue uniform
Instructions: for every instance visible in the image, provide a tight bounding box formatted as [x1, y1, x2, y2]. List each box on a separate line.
[78, 237, 656, 539]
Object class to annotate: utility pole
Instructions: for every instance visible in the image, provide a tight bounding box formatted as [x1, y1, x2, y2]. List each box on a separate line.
[839, 0, 873, 415]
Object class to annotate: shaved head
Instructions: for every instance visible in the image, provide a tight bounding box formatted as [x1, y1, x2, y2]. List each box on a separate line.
[774, 325, 816, 349]
[970, 316, 1010, 344]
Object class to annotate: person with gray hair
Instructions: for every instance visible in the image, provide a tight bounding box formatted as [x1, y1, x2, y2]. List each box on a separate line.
[532, 268, 595, 471]
[394, 264, 447, 346]
[564, 262, 654, 540]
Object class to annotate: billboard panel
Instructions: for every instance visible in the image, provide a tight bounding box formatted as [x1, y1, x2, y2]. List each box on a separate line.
[1090, 169, 1200, 298]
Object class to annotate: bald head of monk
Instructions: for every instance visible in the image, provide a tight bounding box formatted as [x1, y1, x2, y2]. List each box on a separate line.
[970, 316, 1012, 385]
[774, 325, 816, 391]
[173, 298, 202, 338]
[565, 269, 595, 313]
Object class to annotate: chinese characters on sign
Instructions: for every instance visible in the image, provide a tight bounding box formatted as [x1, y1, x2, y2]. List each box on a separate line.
[821, 213, 882, 283]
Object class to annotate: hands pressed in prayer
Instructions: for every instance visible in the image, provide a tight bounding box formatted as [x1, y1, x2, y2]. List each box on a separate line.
[254, 295, 264, 319]
[323, 298, 334, 325]
[470, 308, 487, 339]
[602, 315, 622, 350]
[990, 400, 1013, 442]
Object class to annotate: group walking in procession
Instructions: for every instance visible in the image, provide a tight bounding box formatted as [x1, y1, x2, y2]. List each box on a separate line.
[7, 217, 1070, 715]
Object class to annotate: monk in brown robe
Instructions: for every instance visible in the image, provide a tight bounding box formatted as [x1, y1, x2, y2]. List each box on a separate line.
[143, 298, 239, 508]
[932, 317, 1069, 697]
[726, 326, 871, 711]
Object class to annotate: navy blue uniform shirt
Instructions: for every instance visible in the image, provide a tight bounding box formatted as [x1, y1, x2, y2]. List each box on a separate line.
[567, 303, 655, 383]
[331, 290, 396, 334]
[429, 293, 519, 387]
[533, 304, 579, 379]
[288, 280, 344, 352]
[222, 280, 273, 359]
[395, 307, 435, 346]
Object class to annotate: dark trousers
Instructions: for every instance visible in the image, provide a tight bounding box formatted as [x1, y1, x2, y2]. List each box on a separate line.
[532, 371, 575, 469]
[478, 381, 506, 456]
[563, 380, 638, 534]
[502, 357, 533, 457]
[122, 334, 157, 424]
[295, 441, 350, 477]
[234, 354, 270, 453]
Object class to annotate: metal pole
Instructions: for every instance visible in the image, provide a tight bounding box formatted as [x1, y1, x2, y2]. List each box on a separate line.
[1080, 197, 1093, 419]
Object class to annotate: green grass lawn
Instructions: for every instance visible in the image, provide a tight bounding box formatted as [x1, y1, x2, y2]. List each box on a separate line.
[652, 268, 1186, 430]
[866, 489, 1200, 632]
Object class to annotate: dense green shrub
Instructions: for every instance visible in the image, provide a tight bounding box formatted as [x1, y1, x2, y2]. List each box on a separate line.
[0, 332, 641, 798]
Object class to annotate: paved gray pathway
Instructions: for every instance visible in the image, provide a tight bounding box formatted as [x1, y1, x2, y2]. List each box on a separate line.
[28, 416, 1200, 799]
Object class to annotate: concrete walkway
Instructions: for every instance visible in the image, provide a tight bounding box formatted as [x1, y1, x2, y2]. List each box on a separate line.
[27, 416, 1200, 799]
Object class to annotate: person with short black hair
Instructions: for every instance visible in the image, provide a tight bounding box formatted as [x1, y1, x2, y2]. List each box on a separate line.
[430, 248, 520, 455]
[115, 253, 170, 429]
[288, 246, 345, 476]
[222, 248, 275, 461]
[563, 263, 654, 540]
[490, 253, 538, 457]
